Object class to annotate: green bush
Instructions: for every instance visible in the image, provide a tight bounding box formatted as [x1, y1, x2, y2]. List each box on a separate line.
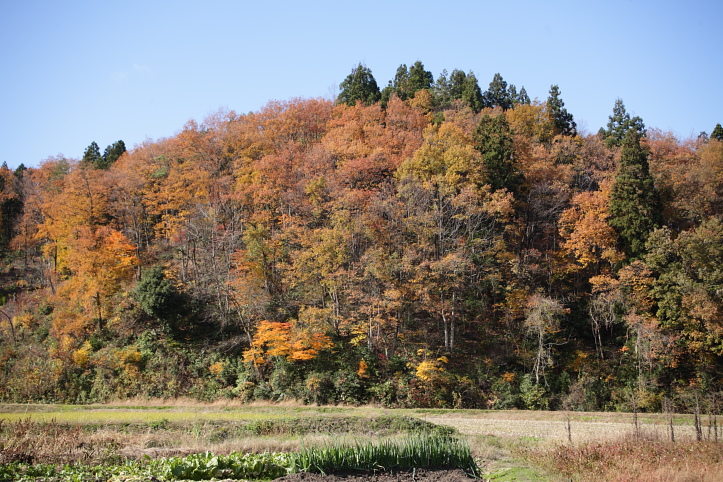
[520, 374, 549, 410]
[333, 368, 365, 405]
[303, 372, 335, 405]
[489, 375, 521, 409]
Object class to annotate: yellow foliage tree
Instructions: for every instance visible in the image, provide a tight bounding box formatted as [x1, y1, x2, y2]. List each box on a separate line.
[53, 226, 138, 345]
[243, 318, 333, 366]
[559, 181, 624, 272]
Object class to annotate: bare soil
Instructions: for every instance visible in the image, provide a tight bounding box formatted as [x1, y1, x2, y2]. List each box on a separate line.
[273, 468, 473, 481]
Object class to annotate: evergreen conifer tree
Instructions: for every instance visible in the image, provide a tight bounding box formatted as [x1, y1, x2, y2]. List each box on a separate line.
[609, 129, 663, 259]
[547, 85, 576, 136]
[508, 84, 518, 104]
[603, 98, 645, 147]
[338, 63, 381, 106]
[483, 73, 513, 110]
[517, 86, 531, 105]
[82, 141, 102, 168]
[712, 123, 723, 141]
[386, 61, 433, 101]
[407, 61, 433, 94]
[448, 69, 468, 99]
[474, 114, 524, 195]
[461, 72, 484, 113]
[100, 140, 126, 170]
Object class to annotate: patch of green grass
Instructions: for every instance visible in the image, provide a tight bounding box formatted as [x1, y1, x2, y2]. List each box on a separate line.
[485, 465, 549, 481]
[412, 408, 491, 416]
[147, 418, 170, 430]
[0, 408, 294, 424]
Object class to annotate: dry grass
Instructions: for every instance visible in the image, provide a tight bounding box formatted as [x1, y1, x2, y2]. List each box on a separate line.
[426, 412, 705, 444]
[2, 403, 722, 481]
[0, 418, 122, 465]
[526, 436, 723, 482]
[0, 417, 369, 466]
[0, 407, 440, 466]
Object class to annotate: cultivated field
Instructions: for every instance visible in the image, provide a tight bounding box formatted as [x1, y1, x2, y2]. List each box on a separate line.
[1, 402, 722, 481]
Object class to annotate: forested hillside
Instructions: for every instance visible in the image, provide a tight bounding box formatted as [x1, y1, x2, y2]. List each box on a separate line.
[1, 62, 722, 411]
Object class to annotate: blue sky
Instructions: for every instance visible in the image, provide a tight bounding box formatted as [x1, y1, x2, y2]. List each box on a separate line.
[2, 0, 721, 169]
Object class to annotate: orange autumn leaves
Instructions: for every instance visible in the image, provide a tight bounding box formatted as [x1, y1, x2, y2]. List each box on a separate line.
[10, 88, 723, 401]
[243, 319, 333, 366]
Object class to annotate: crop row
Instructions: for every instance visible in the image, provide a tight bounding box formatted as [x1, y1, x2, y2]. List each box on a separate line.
[0, 433, 479, 481]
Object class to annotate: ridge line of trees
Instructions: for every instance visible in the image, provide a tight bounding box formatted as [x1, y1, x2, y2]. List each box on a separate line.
[0, 60, 721, 412]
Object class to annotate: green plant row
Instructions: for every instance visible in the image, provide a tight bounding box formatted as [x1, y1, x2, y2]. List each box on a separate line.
[0, 433, 479, 481]
[0, 453, 290, 481]
[294, 434, 480, 478]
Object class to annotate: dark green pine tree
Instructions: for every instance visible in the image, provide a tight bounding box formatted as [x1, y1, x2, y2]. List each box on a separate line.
[385, 61, 433, 102]
[82, 141, 102, 168]
[390, 64, 410, 99]
[134, 265, 192, 332]
[447, 69, 468, 99]
[433, 69, 483, 112]
[445, 69, 466, 98]
[0, 165, 22, 254]
[483, 73, 513, 110]
[338, 63, 381, 106]
[433, 69, 451, 104]
[100, 140, 126, 170]
[407, 61, 433, 95]
[461, 72, 484, 113]
[508, 84, 517, 104]
[547, 85, 577, 136]
[13, 163, 26, 179]
[517, 86, 531, 105]
[609, 129, 664, 260]
[380, 80, 395, 107]
[603, 98, 645, 148]
[712, 123, 723, 141]
[473, 114, 524, 195]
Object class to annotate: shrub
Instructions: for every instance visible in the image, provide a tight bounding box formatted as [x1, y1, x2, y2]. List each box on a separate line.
[333, 368, 366, 405]
[368, 375, 412, 408]
[303, 372, 335, 405]
[520, 373, 549, 410]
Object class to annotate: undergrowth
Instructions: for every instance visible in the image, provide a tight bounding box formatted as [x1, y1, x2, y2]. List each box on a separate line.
[525, 437, 723, 481]
[0, 418, 122, 466]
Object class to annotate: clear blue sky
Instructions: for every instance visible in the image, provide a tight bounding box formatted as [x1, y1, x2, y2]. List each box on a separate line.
[2, 0, 721, 169]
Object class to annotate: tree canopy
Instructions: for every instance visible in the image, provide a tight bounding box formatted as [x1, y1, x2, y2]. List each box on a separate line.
[1, 61, 721, 412]
[338, 63, 381, 106]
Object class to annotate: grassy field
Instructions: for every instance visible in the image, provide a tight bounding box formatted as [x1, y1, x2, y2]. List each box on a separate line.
[2, 401, 723, 481]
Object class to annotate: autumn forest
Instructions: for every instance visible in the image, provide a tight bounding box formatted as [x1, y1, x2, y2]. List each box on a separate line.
[1, 61, 723, 412]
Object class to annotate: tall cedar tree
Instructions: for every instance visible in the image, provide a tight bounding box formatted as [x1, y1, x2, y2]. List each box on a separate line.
[609, 129, 663, 259]
[400, 61, 434, 99]
[474, 114, 524, 195]
[547, 85, 577, 136]
[338, 63, 381, 106]
[603, 98, 645, 147]
[462, 72, 485, 112]
[99, 140, 126, 170]
[433, 69, 484, 112]
[82, 141, 102, 168]
[712, 123, 723, 141]
[483, 73, 513, 110]
[517, 86, 530, 105]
